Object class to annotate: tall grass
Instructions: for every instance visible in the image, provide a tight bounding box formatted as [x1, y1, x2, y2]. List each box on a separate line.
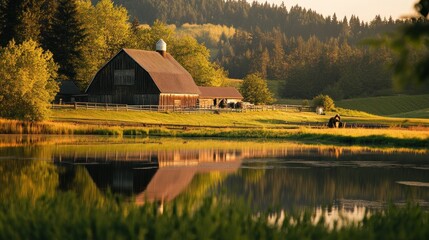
[1, 118, 428, 149]
[0, 193, 428, 240]
[0, 118, 124, 135]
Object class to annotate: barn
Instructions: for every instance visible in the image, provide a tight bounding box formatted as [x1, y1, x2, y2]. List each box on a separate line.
[198, 86, 243, 108]
[85, 40, 200, 107]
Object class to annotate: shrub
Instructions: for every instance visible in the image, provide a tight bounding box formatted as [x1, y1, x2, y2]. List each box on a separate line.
[312, 94, 335, 111]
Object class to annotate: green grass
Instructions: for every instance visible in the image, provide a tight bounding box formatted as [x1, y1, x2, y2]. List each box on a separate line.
[390, 108, 429, 119]
[336, 94, 429, 116]
[2, 109, 429, 148]
[223, 78, 242, 88]
[50, 108, 429, 127]
[1, 193, 429, 240]
[50, 109, 331, 128]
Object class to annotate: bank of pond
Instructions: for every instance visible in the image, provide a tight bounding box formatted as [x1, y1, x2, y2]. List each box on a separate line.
[0, 118, 428, 149]
[1, 136, 429, 239]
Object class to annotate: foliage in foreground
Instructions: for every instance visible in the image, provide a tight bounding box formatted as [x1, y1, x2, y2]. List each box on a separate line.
[0, 193, 429, 240]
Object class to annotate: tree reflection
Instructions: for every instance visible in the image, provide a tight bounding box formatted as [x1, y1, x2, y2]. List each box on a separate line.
[0, 160, 58, 202]
[227, 166, 429, 211]
[59, 165, 108, 207]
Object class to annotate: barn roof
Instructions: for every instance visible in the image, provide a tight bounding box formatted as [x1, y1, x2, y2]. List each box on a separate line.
[198, 86, 243, 99]
[123, 49, 200, 94]
[59, 80, 81, 95]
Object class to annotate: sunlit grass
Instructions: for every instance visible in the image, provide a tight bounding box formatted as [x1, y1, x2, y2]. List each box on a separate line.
[390, 108, 429, 119]
[336, 94, 429, 116]
[2, 109, 429, 149]
[50, 109, 429, 128]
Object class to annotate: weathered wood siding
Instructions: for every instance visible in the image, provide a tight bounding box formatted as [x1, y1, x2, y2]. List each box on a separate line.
[87, 51, 160, 105]
[198, 98, 214, 108]
[159, 94, 198, 107]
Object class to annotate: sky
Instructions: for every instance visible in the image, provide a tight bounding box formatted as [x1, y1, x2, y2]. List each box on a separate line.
[253, 0, 418, 22]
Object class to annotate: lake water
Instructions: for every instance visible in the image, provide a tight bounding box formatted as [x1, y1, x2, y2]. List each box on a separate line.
[1, 135, 429, 214]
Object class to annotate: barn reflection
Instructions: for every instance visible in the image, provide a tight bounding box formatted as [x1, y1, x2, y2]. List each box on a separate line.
[55, 148, 243, 203]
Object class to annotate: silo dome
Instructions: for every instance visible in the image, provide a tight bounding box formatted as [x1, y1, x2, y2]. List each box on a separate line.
[156, 39, 167, 52]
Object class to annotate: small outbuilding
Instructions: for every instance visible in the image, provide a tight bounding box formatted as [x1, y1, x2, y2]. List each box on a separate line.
[198, 86, 243, 108]
[85, 40, 200, 107]
[55, 80, 81, 103]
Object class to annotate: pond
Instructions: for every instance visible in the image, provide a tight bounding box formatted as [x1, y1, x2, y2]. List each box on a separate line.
[1, 135, 429, 214]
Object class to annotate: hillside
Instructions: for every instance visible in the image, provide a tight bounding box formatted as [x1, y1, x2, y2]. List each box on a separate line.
[110, 0, 428, 100]
[336, 95, 429, 117]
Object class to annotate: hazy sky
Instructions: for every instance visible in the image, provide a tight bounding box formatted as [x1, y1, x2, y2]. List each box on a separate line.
[253, 0, 418, 22]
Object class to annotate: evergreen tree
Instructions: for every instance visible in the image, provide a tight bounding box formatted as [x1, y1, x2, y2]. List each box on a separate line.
[269, 33, 286, 80]
[45, 0, 86, 81]
[0, 0, 6, 36]
[39, 0, 59, 50]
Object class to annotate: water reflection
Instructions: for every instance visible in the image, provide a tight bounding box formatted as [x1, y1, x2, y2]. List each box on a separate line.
[55, 148, 242, 205]
[1, 135, 429, 212]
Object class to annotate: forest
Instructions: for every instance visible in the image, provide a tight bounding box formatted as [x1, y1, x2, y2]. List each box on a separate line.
[113, 0, 429, 99]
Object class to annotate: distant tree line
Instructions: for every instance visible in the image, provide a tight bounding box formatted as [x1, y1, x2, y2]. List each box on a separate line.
[216, 28, 397, 99]
[113, 0, 401, 43]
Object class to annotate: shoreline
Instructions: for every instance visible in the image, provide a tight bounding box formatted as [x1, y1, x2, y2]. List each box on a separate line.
[1, 118, 428, 149]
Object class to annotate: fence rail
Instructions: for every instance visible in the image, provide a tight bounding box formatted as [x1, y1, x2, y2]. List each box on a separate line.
[52, 102, 314, 113]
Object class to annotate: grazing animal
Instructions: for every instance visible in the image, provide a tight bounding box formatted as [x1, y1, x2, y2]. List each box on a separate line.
[328, 114, 342, 128]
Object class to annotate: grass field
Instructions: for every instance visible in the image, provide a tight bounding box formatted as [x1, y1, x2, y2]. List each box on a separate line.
[336, 94, 429, 116]
[390, 108, 429, 119]
[49, 108, 429, 129]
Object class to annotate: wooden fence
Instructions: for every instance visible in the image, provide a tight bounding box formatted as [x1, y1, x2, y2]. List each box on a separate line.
[51, 102, 314, 113]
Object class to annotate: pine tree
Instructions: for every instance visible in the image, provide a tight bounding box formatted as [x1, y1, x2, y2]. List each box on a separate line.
[39, 0, 59, 50]
[0, 0, 7, 38]
[45, 0, 86, 81]
[0, 0, 46, 46]
[269, 32, 286, 80]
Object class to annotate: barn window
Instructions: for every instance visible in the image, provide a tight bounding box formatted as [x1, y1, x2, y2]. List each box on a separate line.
[114, 69, 135, 85]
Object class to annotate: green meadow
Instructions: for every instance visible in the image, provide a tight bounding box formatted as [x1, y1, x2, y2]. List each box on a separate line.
[336, 94, 429, 117]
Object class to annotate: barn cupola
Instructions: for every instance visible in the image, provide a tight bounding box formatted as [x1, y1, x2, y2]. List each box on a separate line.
[156, 39, 167, 57]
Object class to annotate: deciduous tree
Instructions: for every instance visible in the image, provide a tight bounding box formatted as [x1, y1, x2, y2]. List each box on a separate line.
[0, 40, 59, 121]
[75, 0, 132, 88]
[240, 73, 274, 105]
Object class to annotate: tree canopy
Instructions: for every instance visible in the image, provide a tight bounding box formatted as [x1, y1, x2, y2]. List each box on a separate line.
[75, 0, 132, 88]
[240, 73, 274, 105]
[0, 40, 59, 121]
